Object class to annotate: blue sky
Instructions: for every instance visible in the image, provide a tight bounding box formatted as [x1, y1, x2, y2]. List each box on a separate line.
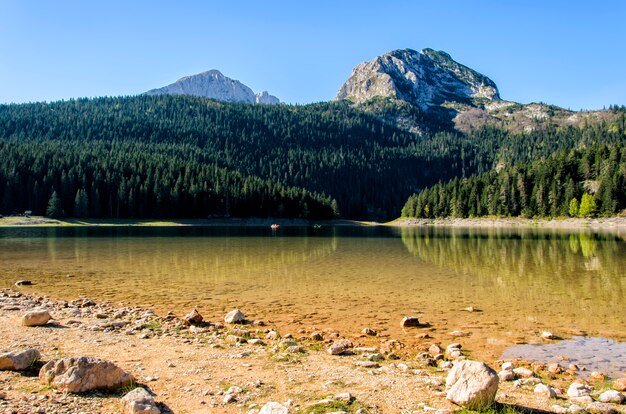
[1, 1, 625, 110]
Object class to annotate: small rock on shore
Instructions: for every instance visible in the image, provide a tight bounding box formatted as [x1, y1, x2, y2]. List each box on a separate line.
[22, 309, 51, 326]
[121, 387, 161, 414]
[586, 402, 619, 414]
[568, 382, 592, 398]
[0, 348, 40, 370]
[401, 316, 420, 328]
[224, 309, 245, 324]
[613, 378, 626, 392]
[328, 338, 353, 355]
[259, 401, 291, 414]
[183, 309, 203, 326]
[598, 390, 625, 404]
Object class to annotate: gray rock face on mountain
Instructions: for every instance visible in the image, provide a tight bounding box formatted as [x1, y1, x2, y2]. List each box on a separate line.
[336, 48, 500, 111]
[145, 70, 280, 104]
[255, 91, 280, 105]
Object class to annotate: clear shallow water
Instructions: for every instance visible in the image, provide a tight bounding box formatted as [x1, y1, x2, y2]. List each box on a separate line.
[503, 337, 626, 378]
[0, 225, 625, 362]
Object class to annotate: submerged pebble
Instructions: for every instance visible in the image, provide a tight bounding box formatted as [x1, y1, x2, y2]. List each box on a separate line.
[503, 337, 626, 378]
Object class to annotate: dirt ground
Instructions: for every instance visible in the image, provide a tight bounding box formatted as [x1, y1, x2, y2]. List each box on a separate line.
[2, 290, 625, 414]
[390, 217, 626, 232]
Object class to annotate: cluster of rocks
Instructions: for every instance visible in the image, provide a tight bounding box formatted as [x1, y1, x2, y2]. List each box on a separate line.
[5, 287, 626, 414]
[2, 291, 303, 413]
[417, 342, 465, 368]
[1, 294, 161, 413]
[3, 289, 269, 348]
[1, 347, 159, 413]
[497, 360, 626, 414]
[3, 290, 369, 412]
[322, 332, 503, 410]
[0, 391, 107, 414]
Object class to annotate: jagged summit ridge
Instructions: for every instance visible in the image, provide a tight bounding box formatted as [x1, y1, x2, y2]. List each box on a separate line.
[145, 70, 280, 104]
[336, 48, 500, 110]
[254, 91, 280, 105]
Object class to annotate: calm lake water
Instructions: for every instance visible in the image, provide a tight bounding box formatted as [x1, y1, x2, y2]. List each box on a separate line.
[1, 225, 625, 366]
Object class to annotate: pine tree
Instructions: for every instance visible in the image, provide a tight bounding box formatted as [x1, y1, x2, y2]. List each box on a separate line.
[74, 189, 89, 218]
[562, 178, 576, 216]
[568, 198, 579, 217]
[46, 191, 64, 218]
[599, 178, 617, 215]
[0, 183, 12, 214]
[90, 187, 101, 217]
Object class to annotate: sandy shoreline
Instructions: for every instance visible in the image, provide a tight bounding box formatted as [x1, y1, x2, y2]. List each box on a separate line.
[388, 217, 626, 230]
[0, 216, 370, 228]
[2, 215, 626, 230]
[2, 289, 626, 413]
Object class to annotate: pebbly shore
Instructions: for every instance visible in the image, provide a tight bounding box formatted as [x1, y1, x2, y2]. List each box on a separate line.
[1, 287, 625, 414]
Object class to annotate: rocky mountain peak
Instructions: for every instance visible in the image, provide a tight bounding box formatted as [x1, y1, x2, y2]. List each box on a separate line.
[145, 70, 280, 104]
[255, 91, 280, 105]
[336, 48, 500, 111]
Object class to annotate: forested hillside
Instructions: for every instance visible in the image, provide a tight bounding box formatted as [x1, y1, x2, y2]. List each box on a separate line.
[0, 140, 337, 219]
[401, 143, 626, 219]
[0, 95, 624, 219]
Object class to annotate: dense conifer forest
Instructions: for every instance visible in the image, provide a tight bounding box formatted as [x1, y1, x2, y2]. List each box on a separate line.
[0, 95, 624, 219]
[401, 143, 626, 219]
[0, 140, 337, 219]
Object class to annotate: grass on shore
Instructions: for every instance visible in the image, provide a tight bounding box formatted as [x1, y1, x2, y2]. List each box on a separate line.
[0, 216, 187, 227]
[456, 402, 545, 414]
[0, 216, 367, 227]
[4, 215, 625, 229]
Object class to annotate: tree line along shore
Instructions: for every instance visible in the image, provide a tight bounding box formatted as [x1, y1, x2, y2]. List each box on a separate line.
[402, 144, 626, 221]
[1, 96, 625, 222]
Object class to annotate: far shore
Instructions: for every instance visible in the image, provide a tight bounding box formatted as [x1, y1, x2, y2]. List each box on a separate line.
[0, 215, 370, 228]
[387, 216, 626, 230]
[2, 215, 626, 230]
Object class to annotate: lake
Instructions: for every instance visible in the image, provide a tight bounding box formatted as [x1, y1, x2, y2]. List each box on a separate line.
[1, 225, 625, 366]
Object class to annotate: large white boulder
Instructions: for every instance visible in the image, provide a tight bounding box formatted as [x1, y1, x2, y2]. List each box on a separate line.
[446, 360, 499, 409]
